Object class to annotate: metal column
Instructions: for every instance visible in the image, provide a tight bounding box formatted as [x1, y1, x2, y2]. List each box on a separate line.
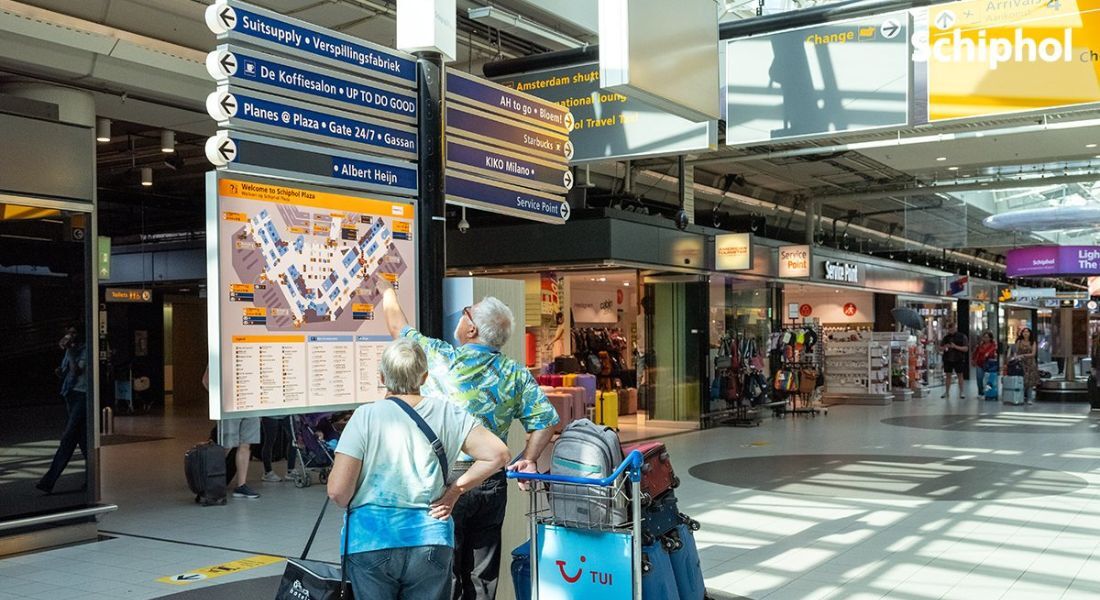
[415, 52, 446, 339]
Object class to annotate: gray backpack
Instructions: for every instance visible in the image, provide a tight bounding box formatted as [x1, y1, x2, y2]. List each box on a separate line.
[550, 419, 629, 527]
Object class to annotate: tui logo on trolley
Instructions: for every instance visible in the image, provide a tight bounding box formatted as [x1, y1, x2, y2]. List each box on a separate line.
[536, 525, 632, 600]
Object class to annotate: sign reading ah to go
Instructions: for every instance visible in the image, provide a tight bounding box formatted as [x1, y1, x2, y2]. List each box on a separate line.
[917, 0, 1100, 121]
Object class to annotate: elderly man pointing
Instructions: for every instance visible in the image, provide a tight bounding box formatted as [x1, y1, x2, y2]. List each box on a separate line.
[379, 279, 558, 600]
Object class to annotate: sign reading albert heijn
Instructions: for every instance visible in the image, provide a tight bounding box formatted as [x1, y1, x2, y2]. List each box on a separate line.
[205, 0, 416, 89]
[444, 68, 574, 225]
[206, 45, 417, 125]
[1006, 246, 1100, 278]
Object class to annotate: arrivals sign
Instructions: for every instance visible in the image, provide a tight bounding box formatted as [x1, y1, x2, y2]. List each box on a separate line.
[715, 233, 753, 271]
[1005, 245, 1100, 277]
[725, 12, 909, 144]
[916, 0, 1100, 121]
[779, 245, 811, 278]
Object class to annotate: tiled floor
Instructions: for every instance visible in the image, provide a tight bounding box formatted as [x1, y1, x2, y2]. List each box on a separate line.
[4, 394, 1100, 599]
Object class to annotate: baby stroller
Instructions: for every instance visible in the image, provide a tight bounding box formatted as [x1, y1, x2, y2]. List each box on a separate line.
[289, 412, 345, 488]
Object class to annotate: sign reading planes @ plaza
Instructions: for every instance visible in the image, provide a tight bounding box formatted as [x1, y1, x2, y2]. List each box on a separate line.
[724, 12, 909, 145]
[915, 0, 1100, 121]
[204, 0, 416, 88]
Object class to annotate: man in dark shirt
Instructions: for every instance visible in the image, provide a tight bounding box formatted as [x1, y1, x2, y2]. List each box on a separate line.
[940, 321, 969, 399]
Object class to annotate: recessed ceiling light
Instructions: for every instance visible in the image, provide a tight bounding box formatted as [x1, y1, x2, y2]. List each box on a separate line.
[936, 156, 947, 161]
[1088, 143, 1098, 148]
[948, 166, 959, 171]
[1094, 155, 1100, 159]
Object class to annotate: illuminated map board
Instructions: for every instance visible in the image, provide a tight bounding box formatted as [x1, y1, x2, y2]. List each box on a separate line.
[207, 172, 416, 418]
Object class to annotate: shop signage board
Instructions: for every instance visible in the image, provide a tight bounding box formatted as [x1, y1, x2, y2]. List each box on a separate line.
[206, 172, 418, 419]
[1005, 246, 1100, 277]
[493, 62, 717, 163]
[106, 288, 152, 303]
[715, 233, 753, 271]
[206, 86, 418, 160]
[445, 138, 572, 194]
[205, 131, 418, 197]
[779, 245, 811, 278]
[206, 45, 417, 124]
[445, 171, 571, 225]
[204, 0, 416, 89]
[725, 11, 910, 144]
[915, 0, 1100, 122]
[823, 260, 859, 284]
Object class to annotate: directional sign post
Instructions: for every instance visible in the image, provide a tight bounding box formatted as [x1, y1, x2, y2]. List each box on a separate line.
[446, 138, 571, 194]
[446, 171, 570, 225]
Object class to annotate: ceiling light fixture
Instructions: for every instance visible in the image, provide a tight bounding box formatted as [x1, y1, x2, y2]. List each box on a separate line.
[936, 156, 947, 161]
[160, 130, 175, 153]
[1088, 143, 1098, 148]
[96, 118, 111, 143]
[140, 167, 153, 187]
[948, 166, 959, 171]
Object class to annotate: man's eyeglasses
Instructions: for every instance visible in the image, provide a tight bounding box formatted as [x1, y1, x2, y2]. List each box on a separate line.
[462, 306, 473, 323]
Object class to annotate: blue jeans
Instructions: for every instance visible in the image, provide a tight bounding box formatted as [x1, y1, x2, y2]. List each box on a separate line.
[347, 545, 453, 600]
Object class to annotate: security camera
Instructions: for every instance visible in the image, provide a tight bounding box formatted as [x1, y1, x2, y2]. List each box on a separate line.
[674, 209, 689, 231]
[457, 207, 470, 233]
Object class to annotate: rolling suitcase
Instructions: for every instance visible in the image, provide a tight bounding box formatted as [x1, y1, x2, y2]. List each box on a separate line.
[595, 390, 619, 429]
[562, 373, 578, 387]
[185, 441, 227, 506]
[537, 374, 552, 386]
[642, 490, 697, 541]
[622, 441, 679, 505]
[984, 371, 999, 401]
[619, 387, 638, 415]
[556, 386, 586, 429]
[549, 374, 564, 387]
[575, 373, 598, 406]
[511, 541, 531, 600]
[1002, 375, 1025, 405]
[550, 419, 628, 526]
[664, 524, 707, 600]
[642, 540, 681, 600]
[545, 392, 572, 434]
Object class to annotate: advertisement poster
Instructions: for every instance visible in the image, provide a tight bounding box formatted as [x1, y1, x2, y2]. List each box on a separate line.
[210, 174, 416, 417]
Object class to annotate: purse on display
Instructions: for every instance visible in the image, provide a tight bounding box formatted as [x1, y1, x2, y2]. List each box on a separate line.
[799, 368, 819, 394]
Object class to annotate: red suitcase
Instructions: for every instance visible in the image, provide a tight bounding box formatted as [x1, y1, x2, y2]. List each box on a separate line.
[550, 374, 564, 387]
[622, 441, 679, 505]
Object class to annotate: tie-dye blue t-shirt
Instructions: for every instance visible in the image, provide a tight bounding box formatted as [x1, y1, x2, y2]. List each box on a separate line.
[335, 397, 478, 554]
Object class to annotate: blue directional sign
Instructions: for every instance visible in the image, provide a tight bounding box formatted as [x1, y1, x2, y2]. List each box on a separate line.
[446, 139, 571, 194]
[330, 156, 417, 192]
[207, 86, 417, 160]
[446, 69, 572, 135]
[446, 103, 572, 163]
[205, 0, 416, 88]
[207, 46, 416, 124]
[445, 171, 570, 225]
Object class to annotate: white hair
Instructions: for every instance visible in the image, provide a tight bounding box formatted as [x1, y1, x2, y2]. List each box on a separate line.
[379, 338, 427, 394]
[471, 296, 514, 350]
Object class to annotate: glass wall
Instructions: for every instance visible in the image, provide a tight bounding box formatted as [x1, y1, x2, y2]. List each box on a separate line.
[644, 277, 707, 422]
[0, 201, 93, 521]
[706, 278, 773, 417]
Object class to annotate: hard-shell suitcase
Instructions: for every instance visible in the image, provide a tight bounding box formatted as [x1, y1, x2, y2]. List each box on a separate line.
[545, 392, 572, 434]
[1002, 375, 1025, 405]
[575, 373, 598, 406]
[185, 441, 227, 506]
[642, 540, 681, 600]
[556, 386, 586, 429]
[619, 387, 638, 415]
[550, 419, 628, 526]
[562, 373, 577, 387]
[622, 440, 679, 505]
[537, 374, 552, 386]
[595, 391, 619, 429]
[664, 524, 707, 600]
[984, 371, 999, 401]
[511, 541, 531, 600]
[643, 490, 696, 541]
[550, 374, 564, 387]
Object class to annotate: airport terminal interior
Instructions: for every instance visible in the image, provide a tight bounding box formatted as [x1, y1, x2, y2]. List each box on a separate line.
[5, 0, 1100, 599]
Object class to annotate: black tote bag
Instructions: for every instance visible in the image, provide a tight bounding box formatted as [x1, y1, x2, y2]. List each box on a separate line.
[275, 496, 353, 600]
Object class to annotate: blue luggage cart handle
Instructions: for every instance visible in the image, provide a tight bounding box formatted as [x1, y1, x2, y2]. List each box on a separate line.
[505, 450, 643, 486]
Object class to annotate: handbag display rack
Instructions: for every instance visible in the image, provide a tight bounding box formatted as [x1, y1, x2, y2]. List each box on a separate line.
[770, 323, 827, 417]
[707, 330, 782, 427]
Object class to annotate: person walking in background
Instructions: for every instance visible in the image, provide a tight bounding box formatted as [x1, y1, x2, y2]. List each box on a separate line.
[972, 330, 998, 396]
[379, 278, 558, 600]
[204, 366, 262, 499]
[327, 339, 510, 600]
[260, 416, 296, 482]
[37, 326, 88, 494]
[940, 321, 970, 399]
[1013, 327, 1041, 405]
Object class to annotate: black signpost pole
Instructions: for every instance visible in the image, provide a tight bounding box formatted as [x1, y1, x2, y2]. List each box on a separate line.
[416, 51, 446, 339]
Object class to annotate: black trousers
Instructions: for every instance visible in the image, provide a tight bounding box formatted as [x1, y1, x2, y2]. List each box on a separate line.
[451, 470, 507, 600]
[260, 416, 295, 471]
[40, 391, 88, 491]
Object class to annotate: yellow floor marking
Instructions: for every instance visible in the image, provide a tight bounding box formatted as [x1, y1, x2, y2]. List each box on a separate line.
[158, 555, 285, 585]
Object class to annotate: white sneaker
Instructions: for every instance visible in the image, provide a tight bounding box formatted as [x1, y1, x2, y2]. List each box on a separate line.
[262, 471, 283, 483]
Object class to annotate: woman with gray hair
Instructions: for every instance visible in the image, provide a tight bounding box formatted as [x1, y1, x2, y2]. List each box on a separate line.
[327, 338, 510, 600]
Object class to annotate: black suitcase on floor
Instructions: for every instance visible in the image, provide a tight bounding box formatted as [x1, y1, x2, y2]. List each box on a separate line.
[185, 442, 227, 506]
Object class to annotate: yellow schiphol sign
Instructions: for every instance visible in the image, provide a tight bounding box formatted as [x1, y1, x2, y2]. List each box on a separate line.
[920, 0, 1100, 121]
[218, 178, 414, 220]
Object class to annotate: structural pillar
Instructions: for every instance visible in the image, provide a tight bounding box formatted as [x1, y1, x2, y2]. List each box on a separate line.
[415, 52, 446, 339]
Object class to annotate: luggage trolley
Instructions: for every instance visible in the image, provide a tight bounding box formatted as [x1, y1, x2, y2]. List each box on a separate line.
[507, 450, 645, 600]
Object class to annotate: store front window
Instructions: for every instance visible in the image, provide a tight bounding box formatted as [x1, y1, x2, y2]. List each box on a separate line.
[0, 201, 93, 521]
[644, 277, 707, 423]
[706, 278, 773, 420]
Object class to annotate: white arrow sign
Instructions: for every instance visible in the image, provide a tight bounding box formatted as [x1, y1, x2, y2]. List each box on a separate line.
[880, 18, 901, 39]
[206, 89, 238, 121]
[206, 49, 238, 80]
[935, 10, 956, 31]
[562, 169, 574, 191]
[559, 201, 571, 221]
[205, 132, 238, 167]
[564, 141, 575, 162]
[204, 3, 237, 35]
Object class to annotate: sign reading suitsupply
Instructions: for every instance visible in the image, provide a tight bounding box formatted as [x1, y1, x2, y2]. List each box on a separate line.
[915, 0, 1100, 121]
[444, 68, 574, 225]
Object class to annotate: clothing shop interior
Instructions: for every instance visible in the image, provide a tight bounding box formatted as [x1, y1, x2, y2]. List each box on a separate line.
[8, 1, 1100, 600]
